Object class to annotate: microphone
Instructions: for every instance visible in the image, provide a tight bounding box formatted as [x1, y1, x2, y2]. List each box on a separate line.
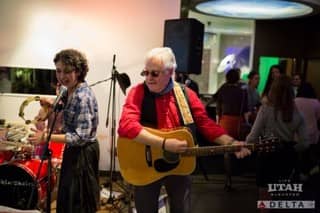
[52, 86, 67, 112]
[112, 54, 116, 70]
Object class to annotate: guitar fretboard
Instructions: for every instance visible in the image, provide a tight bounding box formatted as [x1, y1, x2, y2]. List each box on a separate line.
[182, 144, 255, 157]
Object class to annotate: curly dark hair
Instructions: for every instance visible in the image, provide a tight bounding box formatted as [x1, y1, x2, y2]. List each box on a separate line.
[53, 49, 89, 82]
[268, 75, 294, 122]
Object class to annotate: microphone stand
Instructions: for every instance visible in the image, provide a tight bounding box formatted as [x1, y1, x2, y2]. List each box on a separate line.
[105, 55, 118, 204]
[90, 55, 132, 211]
[89, 55, 132, 212]
[89, 77, 112, 87]
[27, 106, 61, 213]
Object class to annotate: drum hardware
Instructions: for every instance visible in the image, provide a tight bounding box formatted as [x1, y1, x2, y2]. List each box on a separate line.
[0, 141, 33, 163]
[0, 141, 33, 151]
[0, 96, 64, 210]
[0, 141, 32, 163]
[5, 123, 29, 143]
[26, 93, 64, 213]
[0, 142, 19, 151]
[1, 95, 65, 211]
[33, 141, 65, 169]
[0, 141, 33, 158]
[0, 150, 15, 164]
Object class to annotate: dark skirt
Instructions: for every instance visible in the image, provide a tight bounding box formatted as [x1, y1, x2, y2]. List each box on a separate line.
[56, 141, 100, 213]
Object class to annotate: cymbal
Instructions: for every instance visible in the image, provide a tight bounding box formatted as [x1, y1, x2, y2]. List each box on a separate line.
[0, 141, 32, 151]
[0, 143, 17, 151]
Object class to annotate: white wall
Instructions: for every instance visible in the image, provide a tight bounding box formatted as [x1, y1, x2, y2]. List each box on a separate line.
[0, 0, 180, 171]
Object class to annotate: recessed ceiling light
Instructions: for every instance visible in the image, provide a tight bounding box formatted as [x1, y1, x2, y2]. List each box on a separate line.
[194, 0, 315, 19]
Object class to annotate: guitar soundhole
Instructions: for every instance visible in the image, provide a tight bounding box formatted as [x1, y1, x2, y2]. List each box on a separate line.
[154, 151, 180, 172]
[163, 151, 179, 163]
[154, 159, 180, 172]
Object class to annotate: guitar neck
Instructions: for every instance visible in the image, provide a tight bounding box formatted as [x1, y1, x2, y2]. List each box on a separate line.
[182, 144, 255, 157]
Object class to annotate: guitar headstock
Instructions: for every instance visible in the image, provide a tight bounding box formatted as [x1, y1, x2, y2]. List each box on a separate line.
[254, 136, 280, 153]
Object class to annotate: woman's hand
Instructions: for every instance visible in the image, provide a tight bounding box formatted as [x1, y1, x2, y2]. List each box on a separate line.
[28, 127, 45, 145]
[40, 97, 54, 107]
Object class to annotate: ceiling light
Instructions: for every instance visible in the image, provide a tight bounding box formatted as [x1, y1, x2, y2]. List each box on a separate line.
[193, 0, 317, 19]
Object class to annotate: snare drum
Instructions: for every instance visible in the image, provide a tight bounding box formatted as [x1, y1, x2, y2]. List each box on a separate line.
[32, 141, 65, 168]
[0, 159, 56, 210]
[49, 141, 65, 168]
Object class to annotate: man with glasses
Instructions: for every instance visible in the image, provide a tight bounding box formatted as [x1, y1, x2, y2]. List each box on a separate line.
[118, 47, 250, 213]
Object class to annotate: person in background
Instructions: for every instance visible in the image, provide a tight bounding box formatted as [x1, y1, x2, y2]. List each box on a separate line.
[216, 68, 250, 190]
[175, 72, 199, 96]
[295, 82, 320, 145]
[29, 49, 100, 213]
[291, 73, 302, 97]
[295, 82, 320, 180]
[246, 75, 309, 206]
[118, 47, 250, 213]
[216, 68, 249, 139]
[246, 71, 261, 124]
[261, 64, 284, 103]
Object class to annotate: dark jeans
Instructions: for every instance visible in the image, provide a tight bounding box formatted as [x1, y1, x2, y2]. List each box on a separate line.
[134, 175, 191, 213]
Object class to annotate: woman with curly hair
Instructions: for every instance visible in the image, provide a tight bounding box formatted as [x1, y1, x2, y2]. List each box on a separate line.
[29, 49, 100, 213]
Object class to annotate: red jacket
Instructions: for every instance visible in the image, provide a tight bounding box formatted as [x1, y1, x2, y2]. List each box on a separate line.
[118, 83, 226, 142]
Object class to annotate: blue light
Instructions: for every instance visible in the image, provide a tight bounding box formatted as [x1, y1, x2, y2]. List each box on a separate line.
[195, 0, 313, 19]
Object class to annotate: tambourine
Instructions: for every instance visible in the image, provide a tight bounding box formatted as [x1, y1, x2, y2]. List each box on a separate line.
[18, 96, 49, 125]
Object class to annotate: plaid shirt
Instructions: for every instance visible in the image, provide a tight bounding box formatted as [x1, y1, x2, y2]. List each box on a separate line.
[63, 82, 99, 146]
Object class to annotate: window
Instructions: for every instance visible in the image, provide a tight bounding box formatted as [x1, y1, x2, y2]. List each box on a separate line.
[0, 66, 56, 95]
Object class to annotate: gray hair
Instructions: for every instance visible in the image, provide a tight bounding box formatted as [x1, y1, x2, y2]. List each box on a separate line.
[145, 47, 177, 70]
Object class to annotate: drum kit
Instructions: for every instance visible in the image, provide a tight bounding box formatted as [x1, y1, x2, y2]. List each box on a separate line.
[0, 98, 65, 211]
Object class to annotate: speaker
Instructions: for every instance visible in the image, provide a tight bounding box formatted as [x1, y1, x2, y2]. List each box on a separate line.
[163, 18, 204, 74]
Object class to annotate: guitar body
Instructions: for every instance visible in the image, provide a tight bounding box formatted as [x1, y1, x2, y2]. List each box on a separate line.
[117, 127, 279, 186]
[117, 127, 196, 186]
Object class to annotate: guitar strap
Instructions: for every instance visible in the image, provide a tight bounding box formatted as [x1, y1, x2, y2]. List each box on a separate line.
[141, 82, 197, 145]
[173, 82, 198, 145]
[173, 82, 194, 125]
[140, 82, 195, 127]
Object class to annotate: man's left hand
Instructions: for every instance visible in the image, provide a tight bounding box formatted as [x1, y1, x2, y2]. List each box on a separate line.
[233, 141, 251, 159]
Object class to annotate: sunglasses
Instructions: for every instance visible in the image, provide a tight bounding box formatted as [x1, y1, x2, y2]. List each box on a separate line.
[140, 70, 162, 77]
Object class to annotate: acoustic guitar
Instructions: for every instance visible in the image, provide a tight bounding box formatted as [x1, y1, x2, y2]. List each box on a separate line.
[117, 127, 278, 186]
